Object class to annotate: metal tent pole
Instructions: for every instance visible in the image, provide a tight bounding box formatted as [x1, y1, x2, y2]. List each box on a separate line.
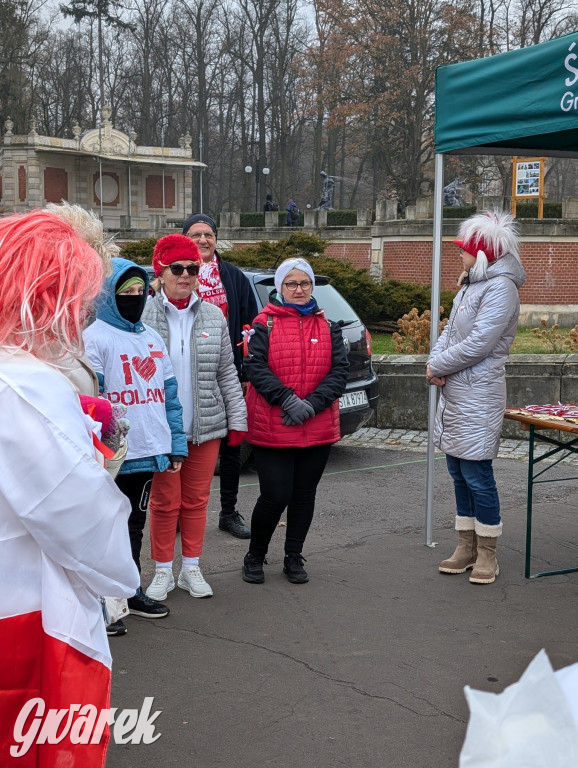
[425, 152, 444, 547]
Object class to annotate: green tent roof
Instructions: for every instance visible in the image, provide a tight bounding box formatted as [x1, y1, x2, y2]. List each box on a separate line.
[435, 32, 578, 156]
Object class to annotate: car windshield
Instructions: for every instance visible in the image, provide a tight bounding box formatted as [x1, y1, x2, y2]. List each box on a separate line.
[253, 277, 360, 325]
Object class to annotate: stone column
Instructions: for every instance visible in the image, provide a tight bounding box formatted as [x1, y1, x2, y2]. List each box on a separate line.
[317, 210, 328, 228]
[304, 209, 316, 228]
[415, 197, 433, 219]
[27, 148, 42, 208]
[562, 197, 578, 219]
[405, 205, 416, 220]
[264, 211, 277, 228]
[385, 198, 399, 220]
[375, 199, 387, 222]
[357, 209, 372, 226]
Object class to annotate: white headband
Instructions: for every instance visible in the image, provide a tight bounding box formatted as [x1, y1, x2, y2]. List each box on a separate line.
[274, 258, 315, 295]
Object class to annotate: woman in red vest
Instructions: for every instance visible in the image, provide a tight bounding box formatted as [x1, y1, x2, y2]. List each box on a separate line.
[242, 258, 349, 584]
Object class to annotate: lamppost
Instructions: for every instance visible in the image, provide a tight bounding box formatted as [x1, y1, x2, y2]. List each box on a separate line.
[245, 155, 270, 211]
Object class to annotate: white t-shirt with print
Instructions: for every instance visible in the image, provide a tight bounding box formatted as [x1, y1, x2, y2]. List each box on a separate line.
[83, 320, 175, 460]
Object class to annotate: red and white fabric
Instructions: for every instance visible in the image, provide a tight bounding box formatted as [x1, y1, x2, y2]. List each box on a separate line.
[0, 350, 139, 767]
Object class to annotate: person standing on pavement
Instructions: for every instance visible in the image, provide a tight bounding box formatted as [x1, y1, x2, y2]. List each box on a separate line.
[182, 213, 258, 539]
[427, 210, 526, 585]
[83, 258, 187, 625]
[143, 234, 247, 602]
[0, 210, 139, 767]
[241, 258, 349, 584]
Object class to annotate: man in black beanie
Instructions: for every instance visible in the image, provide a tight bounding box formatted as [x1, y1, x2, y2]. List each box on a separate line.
[182, 213, 258, 539]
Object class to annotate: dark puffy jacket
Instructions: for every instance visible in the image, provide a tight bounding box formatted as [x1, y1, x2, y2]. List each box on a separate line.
[244, 301, 349, 448]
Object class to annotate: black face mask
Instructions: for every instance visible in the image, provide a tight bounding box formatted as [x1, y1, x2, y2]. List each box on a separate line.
[116, 294, 146, 324]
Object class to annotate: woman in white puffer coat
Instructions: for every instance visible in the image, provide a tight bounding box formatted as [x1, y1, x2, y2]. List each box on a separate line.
[426, 210, 526, 585]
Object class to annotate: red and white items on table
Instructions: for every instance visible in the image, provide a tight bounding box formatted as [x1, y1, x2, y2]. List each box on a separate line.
[0, 351, 139, 767]
[507, 402, 578, 424]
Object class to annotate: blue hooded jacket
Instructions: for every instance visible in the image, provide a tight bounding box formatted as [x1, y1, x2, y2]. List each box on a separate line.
[90, 257, 187, 473]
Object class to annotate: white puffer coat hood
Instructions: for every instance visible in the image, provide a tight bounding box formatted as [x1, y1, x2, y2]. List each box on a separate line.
[428, 253, 526, 460]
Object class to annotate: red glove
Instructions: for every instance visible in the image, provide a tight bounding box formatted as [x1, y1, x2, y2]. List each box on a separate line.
[227, 430, 247, 447]
[79, 395, 112, 434]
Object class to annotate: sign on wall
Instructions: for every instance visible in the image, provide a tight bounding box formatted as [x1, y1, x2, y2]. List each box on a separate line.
[510, 157, 547, 218]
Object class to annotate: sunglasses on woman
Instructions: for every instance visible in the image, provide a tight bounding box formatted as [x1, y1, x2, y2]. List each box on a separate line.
[168, 263, 199, 276]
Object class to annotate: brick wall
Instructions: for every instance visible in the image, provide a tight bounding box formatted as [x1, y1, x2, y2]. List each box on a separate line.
[18, 166, 26, 202]
[383, 240, 578, 304]
[227, 234, 576, 305]
[44, 167, 68, 204]
[145, 175, 175, 209]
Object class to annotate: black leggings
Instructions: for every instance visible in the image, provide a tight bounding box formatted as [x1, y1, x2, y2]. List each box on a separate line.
[249, 444, 332, 557]
[115, 471, 153, 573]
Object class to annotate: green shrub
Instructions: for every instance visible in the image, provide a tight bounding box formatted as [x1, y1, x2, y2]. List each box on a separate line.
[516, 201, 562, 218]
[223, 232, 456, 324]
[443, 205, 477, 219]
[119, 238, 156, 263]
[327, 210, 357, 226]
[240, 212, 265, 227]
[119, 233, 456, 326]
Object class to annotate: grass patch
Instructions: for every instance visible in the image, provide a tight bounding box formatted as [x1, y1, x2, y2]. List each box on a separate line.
[371, 327, 575, 356]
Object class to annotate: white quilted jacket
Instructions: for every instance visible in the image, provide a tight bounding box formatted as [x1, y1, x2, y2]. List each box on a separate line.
[428, 253, 526, 460]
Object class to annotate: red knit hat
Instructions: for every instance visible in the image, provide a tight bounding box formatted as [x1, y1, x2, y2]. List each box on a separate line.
[453, 237, 497, 262]
[452, 210, 519, 265]
[152, 234, 202, 276]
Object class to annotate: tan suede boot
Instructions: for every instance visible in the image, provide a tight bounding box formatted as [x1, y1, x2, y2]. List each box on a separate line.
[469, 537, 499, 584]
[439, 530, 477, 574]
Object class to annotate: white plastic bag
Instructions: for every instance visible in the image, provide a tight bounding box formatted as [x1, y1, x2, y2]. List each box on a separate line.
[460, 649, 578, 767]
[101, 595, 129, 625]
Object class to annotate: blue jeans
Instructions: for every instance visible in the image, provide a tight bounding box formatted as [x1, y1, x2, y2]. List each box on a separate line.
[445, 455, 501, 527]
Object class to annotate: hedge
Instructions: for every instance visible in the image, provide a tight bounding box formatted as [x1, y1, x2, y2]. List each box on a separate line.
[118, 232, 456, 326]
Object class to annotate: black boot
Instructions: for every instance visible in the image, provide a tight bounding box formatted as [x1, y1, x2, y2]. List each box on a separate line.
[283, 553, 309, 584]
[219, 510, 251, 539]
[243, 552, 267, 583]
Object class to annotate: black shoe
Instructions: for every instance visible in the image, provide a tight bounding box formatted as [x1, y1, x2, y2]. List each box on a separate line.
[219, 511, 251, 539]
[243, 552, 267, 583]
[283, 553, 309, 584]
[106, 619, 128, 636]
[127, 587, 170, 618]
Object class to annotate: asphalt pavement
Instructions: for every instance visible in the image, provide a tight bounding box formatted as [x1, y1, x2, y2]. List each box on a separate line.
[106, 437, 578, 768]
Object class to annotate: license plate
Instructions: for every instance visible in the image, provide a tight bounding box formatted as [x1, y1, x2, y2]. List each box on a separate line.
[339, 390, 368, 410]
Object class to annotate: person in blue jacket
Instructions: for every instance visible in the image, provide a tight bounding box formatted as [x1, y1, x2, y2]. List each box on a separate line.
[84, 258, 187, 633]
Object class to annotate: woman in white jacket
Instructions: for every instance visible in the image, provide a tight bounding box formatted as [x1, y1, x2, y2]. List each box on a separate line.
[142, 234, 247, 601]
[0, 209, 139, 767]
[427, 210, 526, 584]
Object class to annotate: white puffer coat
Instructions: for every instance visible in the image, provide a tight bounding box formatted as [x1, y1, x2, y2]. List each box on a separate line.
[428, 253, 526, 460]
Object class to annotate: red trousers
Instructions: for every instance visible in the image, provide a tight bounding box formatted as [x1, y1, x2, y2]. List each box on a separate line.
[148, 439, 221, 561]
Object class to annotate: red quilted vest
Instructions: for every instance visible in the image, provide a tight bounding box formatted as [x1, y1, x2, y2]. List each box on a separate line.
[246, 303, 341, 448]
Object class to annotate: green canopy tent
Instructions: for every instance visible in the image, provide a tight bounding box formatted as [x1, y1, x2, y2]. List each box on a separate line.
[425, 31, 578, 545]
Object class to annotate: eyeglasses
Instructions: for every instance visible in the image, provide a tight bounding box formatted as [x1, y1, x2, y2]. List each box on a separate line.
[283, 280, 312, 291]
[188, 231, 215, 241]
[168, 263, 199, 276]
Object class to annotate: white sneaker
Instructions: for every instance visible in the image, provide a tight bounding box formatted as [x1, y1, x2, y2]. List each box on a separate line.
[178, 566, 213, 598]
[146, 569, 175, 601]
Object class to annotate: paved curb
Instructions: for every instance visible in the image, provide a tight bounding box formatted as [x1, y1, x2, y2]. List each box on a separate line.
[341, 427, 578, 465]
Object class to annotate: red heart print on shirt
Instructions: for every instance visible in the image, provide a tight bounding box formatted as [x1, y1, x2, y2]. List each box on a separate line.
[131, 355, 157, 381]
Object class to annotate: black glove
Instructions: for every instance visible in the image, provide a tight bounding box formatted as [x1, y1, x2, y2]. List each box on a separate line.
[281, 394, 315, 426]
